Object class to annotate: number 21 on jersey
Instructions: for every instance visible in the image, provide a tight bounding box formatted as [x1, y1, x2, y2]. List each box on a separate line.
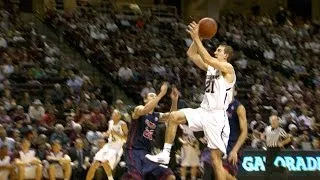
[205, 79, 215, 93]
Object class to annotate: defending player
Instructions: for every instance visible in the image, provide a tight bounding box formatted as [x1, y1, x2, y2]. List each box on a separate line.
[122, 82, 178, 180]
[146, 21, 236, 180]
[202, 87, 248, 180]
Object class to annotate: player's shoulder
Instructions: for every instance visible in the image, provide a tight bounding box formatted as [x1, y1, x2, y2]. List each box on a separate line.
[235, 99, 243, 107]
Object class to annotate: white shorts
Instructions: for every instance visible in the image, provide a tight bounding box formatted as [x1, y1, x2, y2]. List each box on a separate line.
[180, 108, 230, 156]
[94, 142, 124, 169]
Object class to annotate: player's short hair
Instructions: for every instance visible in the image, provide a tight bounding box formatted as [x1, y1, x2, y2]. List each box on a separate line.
[221, 45, 233, 61]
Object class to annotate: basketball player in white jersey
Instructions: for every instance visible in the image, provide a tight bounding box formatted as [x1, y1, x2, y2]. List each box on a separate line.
[86, 109, 128, 180]
[146, 21, 236, 180]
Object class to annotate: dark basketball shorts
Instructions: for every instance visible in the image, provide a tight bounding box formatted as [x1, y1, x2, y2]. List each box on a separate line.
[122, 149, 174, 180]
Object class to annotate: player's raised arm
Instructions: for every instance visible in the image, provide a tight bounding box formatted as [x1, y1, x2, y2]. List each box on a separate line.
[132, 82, 168, 120]
[187, 22, 234, 79]
[186, 41, 208, 71]
[160, 86, 180, 123]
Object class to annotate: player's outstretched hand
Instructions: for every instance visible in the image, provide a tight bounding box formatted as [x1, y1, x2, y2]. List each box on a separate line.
[170, 85, 179, 101]
[160, 82, 169, 96]
[186, 21, 199, 40]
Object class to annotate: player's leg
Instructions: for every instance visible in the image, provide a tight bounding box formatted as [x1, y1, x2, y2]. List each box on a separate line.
[166, 174, 176, 180]
[180, 166, 187, 180]
[202, 162, 214, 180]
[86, 161, 100, 180]
[190, 166, 198, 180]
[225, 171, 237, 180]
[146, 108, 202, 164]
[143, 158, 176, 180]
[165, 111, 187, 145]
[211, 149, 226, 180]
[121, 150, 143, 180]
[101, 161, 114, 180]
[223, 154, 241, 180]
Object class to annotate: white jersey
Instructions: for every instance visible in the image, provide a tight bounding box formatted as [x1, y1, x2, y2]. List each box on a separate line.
[108, 120, 126, 144]
[200, 66, 236, 110]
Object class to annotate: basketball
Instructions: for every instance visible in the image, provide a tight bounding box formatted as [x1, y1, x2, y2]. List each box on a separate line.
[198, 17, 218, 39]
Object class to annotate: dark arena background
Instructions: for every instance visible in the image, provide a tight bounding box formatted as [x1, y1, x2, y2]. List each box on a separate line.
[0, 0, 319, 180]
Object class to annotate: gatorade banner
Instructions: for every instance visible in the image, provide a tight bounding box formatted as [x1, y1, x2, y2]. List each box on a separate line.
[239, 150, 320, 176]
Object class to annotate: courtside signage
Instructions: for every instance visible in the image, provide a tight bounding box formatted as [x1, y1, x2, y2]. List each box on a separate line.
[239, 150, 320, 174]
[242, 155, 320, 171]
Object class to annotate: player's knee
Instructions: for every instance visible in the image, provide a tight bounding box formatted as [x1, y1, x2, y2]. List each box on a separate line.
[169, 111, 186, 124]
[166, 175, 176, 180]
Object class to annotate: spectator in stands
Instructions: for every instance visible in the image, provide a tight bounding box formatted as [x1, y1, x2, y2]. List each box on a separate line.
[100, 100, 113, 120]
[0, 106, 11, 124]
[250, 113, 267, 133]
[299, 130, 313, 150]
[115, 99, 131, 124]
[297, 108, 313, 128]
[90, 107, 106, 131]
[0, 145, 15, 180]
[51, 83, 65, 107]
[251, 130, 264, 149]
[15, 139, 43, 180]
[312, 138, 320, 150]
[66, 70, 83, 94]
[28, 99, 45, 122]
[118, 63, 134, 82]
[20, 92, 31, 112]
[235, 52, 248, 70]
[0, 128, 15, 154]
[11, 105, 31, 124]
[263, 47, 275, 60]
[69, 138, 91, 180]
[251, 79, 264, 96]
[43, 140, 72, 180]
[40, 107, 57, 133]
[88, 94, 101, 109]
[50, 124, 69, 147]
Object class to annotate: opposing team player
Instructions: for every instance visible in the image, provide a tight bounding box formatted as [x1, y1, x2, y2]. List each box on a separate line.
[146, 21, 236, 180]
[122, 82, 178, 180]
[202, 87, 248, 180]
[86, 109, 128, 180]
